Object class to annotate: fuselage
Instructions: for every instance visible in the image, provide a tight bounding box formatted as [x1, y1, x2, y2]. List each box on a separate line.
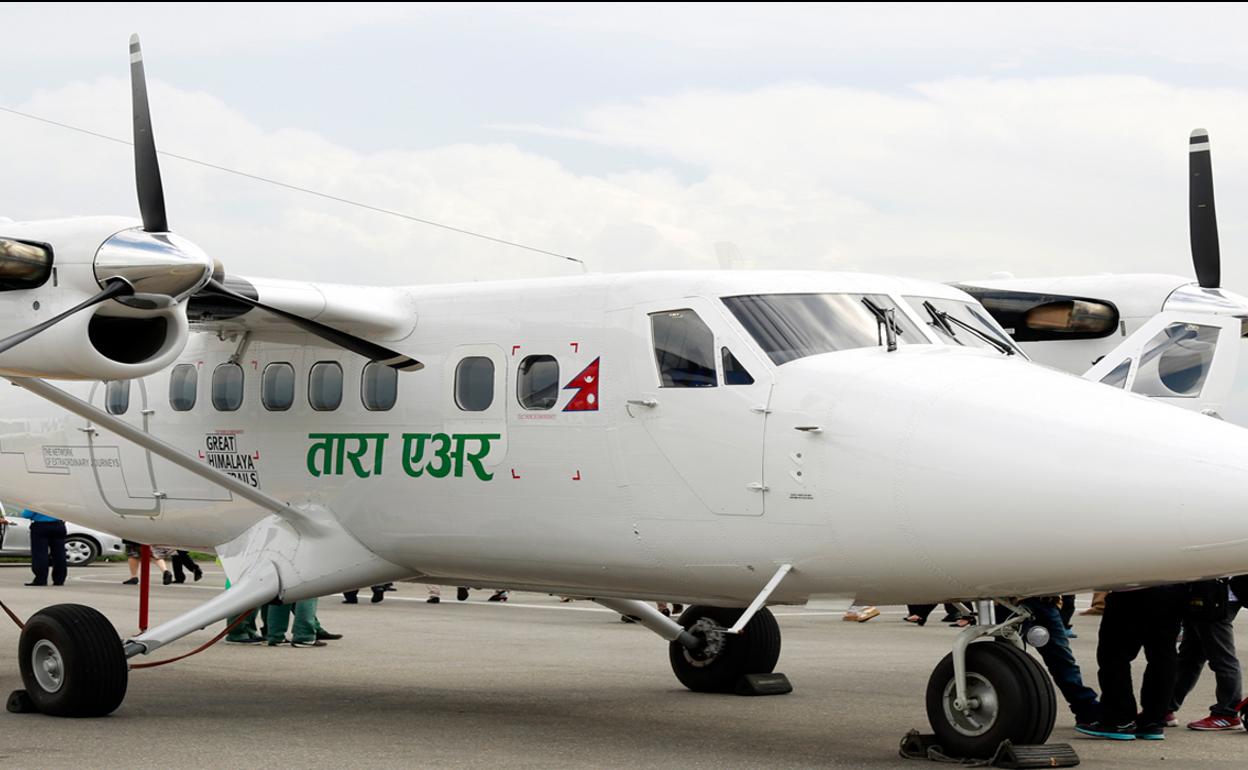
[4, 269, 1248, 606]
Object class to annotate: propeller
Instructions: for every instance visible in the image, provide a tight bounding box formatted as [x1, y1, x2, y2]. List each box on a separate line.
[198, 279, 422, 371]
[1, 35, 421, 372]
[130, 34, 168, 233]
[1189, 128, 1220, 289]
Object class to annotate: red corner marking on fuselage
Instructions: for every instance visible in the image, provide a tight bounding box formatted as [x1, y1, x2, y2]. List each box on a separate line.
[511, 345, 521, 356]
[511, 468, 521, 480]
[570, 342, 579, 353]
[572, 470, 581, 481]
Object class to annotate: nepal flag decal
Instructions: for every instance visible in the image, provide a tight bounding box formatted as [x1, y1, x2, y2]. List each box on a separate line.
[563, 357, 600, 412]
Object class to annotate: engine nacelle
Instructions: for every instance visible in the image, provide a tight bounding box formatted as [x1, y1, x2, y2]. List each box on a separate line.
[0, 216, 205, 380]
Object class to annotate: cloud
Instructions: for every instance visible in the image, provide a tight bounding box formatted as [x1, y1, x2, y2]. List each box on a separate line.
[3, 73, 1248, 292]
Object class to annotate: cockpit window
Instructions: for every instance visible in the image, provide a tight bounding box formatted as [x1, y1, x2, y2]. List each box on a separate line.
[1131, 323, 1219, 398]
[650, 309, 717, 387]
[905, 297, 1021, 355]
[722, 293, 926, 365]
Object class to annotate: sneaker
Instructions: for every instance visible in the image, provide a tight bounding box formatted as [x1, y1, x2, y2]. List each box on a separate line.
[1187, 714, 1242, 731]
[1075, 721, 1137, 741]
[226, 636, 264, 645]
[457, 587, 470, 601]
[427, 596, 440, 604]
[1134, 723, 1165, 741]
[315, 630, 343, 641]
[1138, 711, 1178, 727]
[290, 639, 327, 648]
[122, 577, 139, 585]
[162, 570, 173, 585]
[266, 639, 288, 647]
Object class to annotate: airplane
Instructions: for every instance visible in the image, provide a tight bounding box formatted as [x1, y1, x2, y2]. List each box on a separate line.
[957, 129, 1248, 419]
[3, 36, 1248, 760]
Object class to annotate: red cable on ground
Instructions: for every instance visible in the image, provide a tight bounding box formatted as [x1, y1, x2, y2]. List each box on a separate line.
[128, 609, 256, 670]
[0, 598, 25, 630]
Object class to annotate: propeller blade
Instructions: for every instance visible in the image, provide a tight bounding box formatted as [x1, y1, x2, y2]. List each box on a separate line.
[200, 279, 422, 371]
[0, 279, 133, 357]
[130, 34, 168, 233]
[1189, 128, 1220, 289]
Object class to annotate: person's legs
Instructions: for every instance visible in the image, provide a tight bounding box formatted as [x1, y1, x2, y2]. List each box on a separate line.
[27, 522, 50, 584]
[1138, 586, 1184, 726]
[906, 604, 937, 624]
[291, 598, 319, 643]
[1096, 592, 1144, 726]
[226, 608, 261, 642]
[1024, 599, 1100, 723]
[47, 522, 67, 586]
[265, 603, 293, 644]
[1201, 603, 1242, 718]
[1060, 594, 1077, 629]
[1169, 621, 1209, 713]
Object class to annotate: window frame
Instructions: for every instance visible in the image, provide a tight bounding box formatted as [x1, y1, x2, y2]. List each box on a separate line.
[649, 308, 719, 388]
[105, 379, 130, 415]
[454, 356, 496, 412]
[169, 363, 197, 412]
[516, 354, 560, 411]
[308, 360, 344, 412]
[360, 361, 398, 412]
[262, 361, 296, 412]
[211, 362, 245, 412]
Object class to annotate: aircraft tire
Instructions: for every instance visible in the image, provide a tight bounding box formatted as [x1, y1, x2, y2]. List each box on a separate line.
[668, 605, 781, 693]
[925, 640, 1054, 758]
[18, 604, 128, 717]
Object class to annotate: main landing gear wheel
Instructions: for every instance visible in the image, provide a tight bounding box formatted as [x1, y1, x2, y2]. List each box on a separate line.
[668, 605, 781, 693]
[18, 604, 128, 717]
[925, 640, 1056, 758]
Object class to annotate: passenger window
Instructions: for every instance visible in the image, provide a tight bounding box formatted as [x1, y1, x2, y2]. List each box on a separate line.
[169, 364, 197, 411]
[262, 362, 295, 412]
[455, 357, 495, 411]
[309, 361, 344, 411]
[517, 355, 559, 410]
[721, 348, 755, 385]
[105, 380, 130, 415]
[361, 361, 398, 411]
[212, 363, 244, 411]
[650, 309, 717, 387]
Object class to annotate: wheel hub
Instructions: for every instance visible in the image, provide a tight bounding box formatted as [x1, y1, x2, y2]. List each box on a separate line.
[65, 540, 91, 564]
[682, 617, 727, 667]
[31, 639, 65, 693]
[942, 672, 998, 736]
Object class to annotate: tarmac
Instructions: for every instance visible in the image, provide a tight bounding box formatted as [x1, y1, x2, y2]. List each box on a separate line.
[1, 562, 1245, 769]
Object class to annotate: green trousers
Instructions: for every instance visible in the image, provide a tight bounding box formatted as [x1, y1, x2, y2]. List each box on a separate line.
[226, 608, 262, 642]
[266, 598, 319, 643]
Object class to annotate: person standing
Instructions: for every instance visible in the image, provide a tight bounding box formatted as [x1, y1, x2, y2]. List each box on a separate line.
[1078, 585, 1186, 741]
[1169, 579, 1243, 731]
[14, 508, 67, 587]
[265, 598, 325, 648]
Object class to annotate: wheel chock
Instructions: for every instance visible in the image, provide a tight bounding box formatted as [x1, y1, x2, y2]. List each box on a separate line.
[6, 689, 37, 714]
[899, 731, 1079, 767]
[734, 672, 792, 696]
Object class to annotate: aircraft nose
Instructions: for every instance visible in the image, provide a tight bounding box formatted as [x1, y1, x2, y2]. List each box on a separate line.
[823, 349, 1248, 596]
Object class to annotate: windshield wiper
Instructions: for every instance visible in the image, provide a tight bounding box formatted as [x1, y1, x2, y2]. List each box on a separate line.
[862, 298, 900, 352]
[922, 301, 1014, 356]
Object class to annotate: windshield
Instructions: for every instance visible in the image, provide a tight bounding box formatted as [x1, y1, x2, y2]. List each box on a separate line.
[722, 293, 927, 365]
[904, 296, 1021, 356]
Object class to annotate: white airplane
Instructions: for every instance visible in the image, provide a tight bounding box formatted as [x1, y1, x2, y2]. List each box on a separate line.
[957, 129, 1248, 418]
[4, 37, 1248, 759]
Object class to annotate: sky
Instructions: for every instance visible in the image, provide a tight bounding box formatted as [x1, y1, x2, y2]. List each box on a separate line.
[4, 3, 1248, 289]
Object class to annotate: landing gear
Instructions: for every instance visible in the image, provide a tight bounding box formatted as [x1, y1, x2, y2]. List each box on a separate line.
[17, 604, 128, 717]
[668, 605, 781, 693]
[925, 640, 1056, 757]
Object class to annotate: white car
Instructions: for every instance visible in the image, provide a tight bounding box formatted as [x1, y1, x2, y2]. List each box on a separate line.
[0, 503, 126, 566]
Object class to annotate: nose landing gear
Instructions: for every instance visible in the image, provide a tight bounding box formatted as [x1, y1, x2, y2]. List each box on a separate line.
[923, 601, 1056, 758]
